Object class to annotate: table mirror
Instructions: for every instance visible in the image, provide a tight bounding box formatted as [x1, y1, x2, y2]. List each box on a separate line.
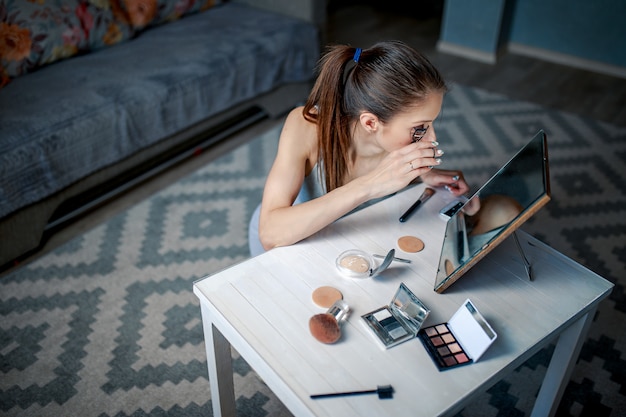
[434, 130, 551, 293]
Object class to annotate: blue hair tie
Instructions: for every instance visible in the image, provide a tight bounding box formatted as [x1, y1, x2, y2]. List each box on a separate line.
[353, 48, 362, 63]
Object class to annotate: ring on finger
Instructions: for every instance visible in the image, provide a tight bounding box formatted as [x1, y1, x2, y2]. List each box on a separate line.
[409, 161, 414, 170]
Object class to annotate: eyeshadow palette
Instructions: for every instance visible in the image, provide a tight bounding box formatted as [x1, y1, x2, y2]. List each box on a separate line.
[362, 283, 430, 349]
[418, 299, 497, 371]
[419, 323, 472, 369]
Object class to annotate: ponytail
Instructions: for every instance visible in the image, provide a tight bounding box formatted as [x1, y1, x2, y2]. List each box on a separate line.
[303, 44, 356, 192]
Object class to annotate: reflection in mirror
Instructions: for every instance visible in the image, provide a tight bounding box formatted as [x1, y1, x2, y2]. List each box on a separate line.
[434, 130, 551, 293]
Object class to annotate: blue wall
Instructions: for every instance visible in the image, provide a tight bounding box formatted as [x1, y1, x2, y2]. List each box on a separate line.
[439, 0, 626, 70]
[506, 0, 626, 68]
[439, 0, 508, 55]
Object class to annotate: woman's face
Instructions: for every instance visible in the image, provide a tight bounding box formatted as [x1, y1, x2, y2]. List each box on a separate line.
[380, 92, 444, 151]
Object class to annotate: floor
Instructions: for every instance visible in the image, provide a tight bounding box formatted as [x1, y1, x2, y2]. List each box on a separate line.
[6, 2, 625, 274]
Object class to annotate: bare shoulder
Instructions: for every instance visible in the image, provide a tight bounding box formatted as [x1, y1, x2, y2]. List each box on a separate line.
[279, 106, 318, 163]
[283, 106, 317, 140]
[264, 106, 318, 196]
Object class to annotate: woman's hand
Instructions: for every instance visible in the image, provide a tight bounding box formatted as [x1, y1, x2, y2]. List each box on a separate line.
[362, 140, 445, 198]
[420, 168, 469, 196]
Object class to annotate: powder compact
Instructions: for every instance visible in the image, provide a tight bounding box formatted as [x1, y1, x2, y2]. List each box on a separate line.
[335, 249, 376, 278]
[361, 283, 430, 349]
[418, 299, 497, 371]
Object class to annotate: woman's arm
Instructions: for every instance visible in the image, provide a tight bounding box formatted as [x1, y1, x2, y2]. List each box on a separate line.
[258, 110, 467, 250]
[258, 108, 374, 250]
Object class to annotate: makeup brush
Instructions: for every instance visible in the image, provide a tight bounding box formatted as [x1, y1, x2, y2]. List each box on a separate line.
[309, 313, 341, 344]
[399, 187, 436, 222]
[310, 385, 394, 399]
[309, 300, 350, 344]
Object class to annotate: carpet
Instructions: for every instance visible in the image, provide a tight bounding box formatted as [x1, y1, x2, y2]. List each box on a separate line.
[1, 84, 625, 417]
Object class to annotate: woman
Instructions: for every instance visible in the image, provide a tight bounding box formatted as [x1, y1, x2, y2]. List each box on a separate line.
[249, 40, 469, 256]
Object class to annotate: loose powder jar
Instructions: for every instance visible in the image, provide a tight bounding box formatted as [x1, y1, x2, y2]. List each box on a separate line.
[335, 249, 375, 278]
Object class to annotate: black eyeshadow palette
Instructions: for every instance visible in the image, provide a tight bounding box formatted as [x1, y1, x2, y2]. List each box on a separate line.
[418, 299, 497, 371]
[418, 323, 471, 370]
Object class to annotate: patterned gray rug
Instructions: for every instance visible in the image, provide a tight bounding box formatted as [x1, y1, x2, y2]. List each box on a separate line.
[1, 84, 624, 417]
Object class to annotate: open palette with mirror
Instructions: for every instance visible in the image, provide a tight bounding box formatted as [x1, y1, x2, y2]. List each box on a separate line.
[361, 283, 430, 349]
[434, 129, 551, 293]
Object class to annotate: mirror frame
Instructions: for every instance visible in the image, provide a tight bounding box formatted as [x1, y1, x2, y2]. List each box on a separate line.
[434, 130, 551, 293]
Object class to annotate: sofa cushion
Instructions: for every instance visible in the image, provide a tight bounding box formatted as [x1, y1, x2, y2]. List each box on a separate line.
[0, 2, 319, 219]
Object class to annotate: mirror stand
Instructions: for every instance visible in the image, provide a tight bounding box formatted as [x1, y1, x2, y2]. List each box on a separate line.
[513, 232, 533, 281]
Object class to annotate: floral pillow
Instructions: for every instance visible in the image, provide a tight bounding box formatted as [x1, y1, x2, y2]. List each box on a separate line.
[117, 0, 220, 30]
[0, 0, 137, 85]
[0, 0, 220, 87]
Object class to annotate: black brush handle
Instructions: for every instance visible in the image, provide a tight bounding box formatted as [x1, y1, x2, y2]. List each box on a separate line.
[399, 200, 422, 222]
[399, 188, 435, 222]
[310, 385, 394, 400]
[310, 389, 376, 399]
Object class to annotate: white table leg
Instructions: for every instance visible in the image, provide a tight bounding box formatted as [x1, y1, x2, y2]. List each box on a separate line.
[201, 305, 236, 417]
[531, 308, 596, 417]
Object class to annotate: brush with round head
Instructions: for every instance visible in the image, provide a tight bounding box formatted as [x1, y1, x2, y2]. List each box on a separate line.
[309, 299, 350, 344]
[309, 313, 341, 343]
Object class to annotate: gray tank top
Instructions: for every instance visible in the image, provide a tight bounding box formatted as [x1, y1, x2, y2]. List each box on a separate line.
[294, 163, 326, 205]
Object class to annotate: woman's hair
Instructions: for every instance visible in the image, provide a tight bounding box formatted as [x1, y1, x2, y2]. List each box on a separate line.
[303, 40, 447, 192]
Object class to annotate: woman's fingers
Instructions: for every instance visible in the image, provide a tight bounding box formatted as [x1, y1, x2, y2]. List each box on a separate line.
[422, 169, 470, 195]
[405, 141, 443, 167]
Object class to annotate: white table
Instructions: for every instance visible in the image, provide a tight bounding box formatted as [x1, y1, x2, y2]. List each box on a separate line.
[193, 183, 613, 417]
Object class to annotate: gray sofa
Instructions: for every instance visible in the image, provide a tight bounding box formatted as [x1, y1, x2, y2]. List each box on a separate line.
[0, 0, 324, 267]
